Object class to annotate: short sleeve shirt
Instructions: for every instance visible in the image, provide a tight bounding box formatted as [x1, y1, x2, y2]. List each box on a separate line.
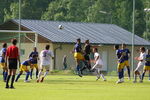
[6, 45, 19, 59]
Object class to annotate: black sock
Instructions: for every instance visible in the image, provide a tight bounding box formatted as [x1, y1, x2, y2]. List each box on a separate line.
[11, 75, 15, 87]
[142, 72, 145, 80]
[6, 75, 11, 86]
[30, 70, 33, 78]
[127, 67, 130, 78]
[36, 70, 38, 78]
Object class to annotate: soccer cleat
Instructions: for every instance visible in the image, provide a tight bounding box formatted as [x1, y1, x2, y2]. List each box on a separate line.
[78, 74, 82, 77]
[24, 80, 30, 83]
[40, 77, 44, 82]
[96, 77, 100, 81]
[116, 80, 122, 84]
[5, 85, 9, 89]
[10, 86, 15, 89]
[133, 80, 137, 83]
[103, 79, 107, 81]
[139, 80, 143, 83]
[128, 77, 131, 80]
[121, 78, 124, 83]
[36, 79, 40, 83]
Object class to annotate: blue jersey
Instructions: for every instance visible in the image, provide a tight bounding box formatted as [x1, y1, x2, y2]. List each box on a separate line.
[0, 48, 7, 63]
[145, 55, 150, 66]
[22, 59, 34, 66]
[122, 49, 130, 61]
[116, 49, 124, 63]
[29, 51, 38, 64]
[74, 43, 82, 53]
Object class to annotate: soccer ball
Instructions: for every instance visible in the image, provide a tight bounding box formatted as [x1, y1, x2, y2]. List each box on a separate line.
[58, 25, 64, 29]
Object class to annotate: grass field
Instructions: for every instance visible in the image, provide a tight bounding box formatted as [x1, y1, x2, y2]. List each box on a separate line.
[0, 75, 150, 100]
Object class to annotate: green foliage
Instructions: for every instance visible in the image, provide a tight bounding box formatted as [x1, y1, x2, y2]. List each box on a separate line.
[0, 0, 149, 39]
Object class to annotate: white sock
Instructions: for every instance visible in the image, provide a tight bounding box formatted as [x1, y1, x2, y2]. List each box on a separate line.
[100, 74, 105, 80]
[38, 71, 42, 80]
[43, 71, 49, 78]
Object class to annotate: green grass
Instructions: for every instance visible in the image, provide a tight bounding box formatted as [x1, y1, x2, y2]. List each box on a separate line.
[0, 75, 150, 100]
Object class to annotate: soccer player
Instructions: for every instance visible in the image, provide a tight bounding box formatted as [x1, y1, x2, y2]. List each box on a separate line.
[15, 55, 36, 82]
[0, 43, 8, 82]
[140, 49, 150, 83]
[37, 45, 54, 82]
[5, 39, 20, 89]
[133, 47, 146, 83]
[73, 38, 85, 77]
[29, 47, 39, 79]
[80, 40, 92, 74]
[121, 43, 131, 79]
[114, 45, 124, 84]
[91, 48, 106, 81]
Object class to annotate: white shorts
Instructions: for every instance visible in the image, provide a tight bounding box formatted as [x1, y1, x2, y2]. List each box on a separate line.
[92, 63, 102, 70]
[40, 64, 50, 70]
[135, 62, 144, 72]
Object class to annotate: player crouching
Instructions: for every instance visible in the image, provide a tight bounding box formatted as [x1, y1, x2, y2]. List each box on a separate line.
[15, 55, 36, 82]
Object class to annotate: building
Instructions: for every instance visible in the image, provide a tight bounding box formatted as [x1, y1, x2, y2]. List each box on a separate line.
[0, 19, 149, 72]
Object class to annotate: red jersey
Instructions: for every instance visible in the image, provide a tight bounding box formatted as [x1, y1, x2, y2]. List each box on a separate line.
[6, 45, 19, 58]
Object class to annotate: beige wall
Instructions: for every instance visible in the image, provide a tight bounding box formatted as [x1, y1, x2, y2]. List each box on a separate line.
[53, 44, 142, 72]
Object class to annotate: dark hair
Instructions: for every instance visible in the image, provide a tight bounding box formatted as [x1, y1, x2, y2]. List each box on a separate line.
[2, 43, 7, 48]
[122, 43, 126, 47]
[45, 45, 50, 50]
[94, 48, 98, 52]
[33, 47, 37, 51]
[141, 47, 145, 52]
[77, 38, 81, 42]
[11, 38, 17, 45]
[114, 45, 119, 49]
[85, 39, 89, 44]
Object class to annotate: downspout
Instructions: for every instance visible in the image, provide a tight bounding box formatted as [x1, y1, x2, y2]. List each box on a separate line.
[54, 44, 62, 69]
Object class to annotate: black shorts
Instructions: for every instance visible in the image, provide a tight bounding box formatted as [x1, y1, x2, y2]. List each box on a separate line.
[84, 54, 90, 61]
[8, 58, 18, 69]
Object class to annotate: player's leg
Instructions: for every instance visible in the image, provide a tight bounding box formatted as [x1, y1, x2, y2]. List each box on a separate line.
[34, 64, 39, 79]
[100, 70, 106, 81]
[141, 70, 146, 82]
[24, 70, 30, 82]
[1, 63, 7, 82]
[125, 61, 130, 79]
[40, 65, 49, 82]
[15, 65, 25, 82]
[30, 68, 33, 79]
[133, 70, 140, 83]
[3, 66, 8, 82]
[95, 68, 100, 81]
[76, 59, 82, 77]
[6, 69, 12, 88]
[80, 60, 88, 74]
[127, 66, 130, 79]
[10, 69, 17, 88]
[15, 71, 23, 82]
[116, 63, 124, 83]
[37, 66, 43, 82]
